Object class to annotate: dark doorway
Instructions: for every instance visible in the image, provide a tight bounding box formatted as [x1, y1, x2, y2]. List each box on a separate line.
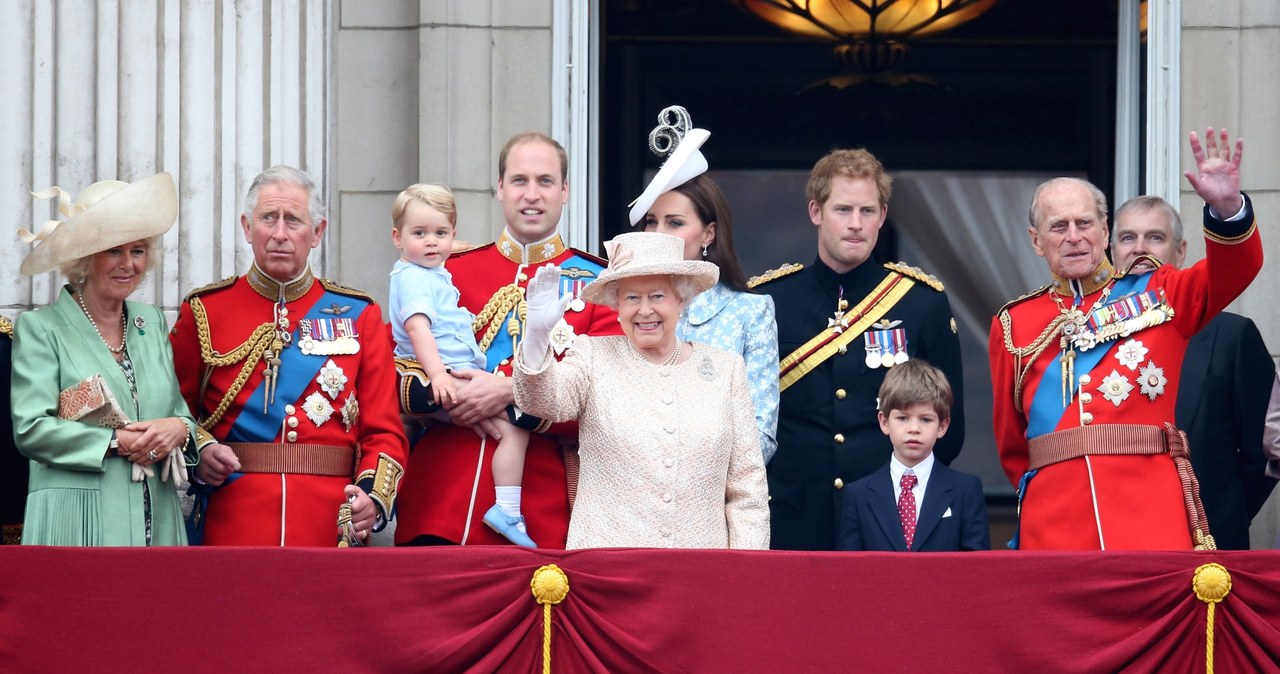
[599, 0, 1126, 513]
[601, 0, 1120, 270]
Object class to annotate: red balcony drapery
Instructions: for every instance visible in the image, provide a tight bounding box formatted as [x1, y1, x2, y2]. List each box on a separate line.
[2, 547, 1278, 673]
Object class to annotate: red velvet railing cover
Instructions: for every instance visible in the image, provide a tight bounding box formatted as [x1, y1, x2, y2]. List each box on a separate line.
[2, 547, 1278, 673]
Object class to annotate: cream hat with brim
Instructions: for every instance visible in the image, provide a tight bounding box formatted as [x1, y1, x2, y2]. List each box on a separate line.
[627, 127, 710, 226]
[19, 172, 178, 275]
[581, 231, 719, 307]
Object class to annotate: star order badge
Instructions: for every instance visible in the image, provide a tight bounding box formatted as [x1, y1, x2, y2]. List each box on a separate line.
[1114, 339, 1148, 371]
[1098, 369, 1133, 407]
[341, 394, 360, 432]
[1138, 361, 1167, 401]
[302, 391, 335, 427]
[316, 359, 348, 400]
[548, 318, 577, 356]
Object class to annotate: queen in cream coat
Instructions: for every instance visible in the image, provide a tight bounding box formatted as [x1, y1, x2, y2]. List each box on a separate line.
[514, 232, 769, 549]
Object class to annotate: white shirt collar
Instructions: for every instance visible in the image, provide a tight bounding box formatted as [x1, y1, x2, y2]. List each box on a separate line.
[890, 452, 935, 496]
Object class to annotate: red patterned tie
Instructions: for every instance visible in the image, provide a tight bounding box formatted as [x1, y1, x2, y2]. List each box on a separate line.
[899, 471, 919, 550]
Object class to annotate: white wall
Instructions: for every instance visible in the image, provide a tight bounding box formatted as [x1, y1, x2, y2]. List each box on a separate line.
[1, 0, 331, 320]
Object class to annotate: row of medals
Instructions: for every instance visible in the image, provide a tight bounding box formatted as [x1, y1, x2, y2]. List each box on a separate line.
[866, 341, 909, 369]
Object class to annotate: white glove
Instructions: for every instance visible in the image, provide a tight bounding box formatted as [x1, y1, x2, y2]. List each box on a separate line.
[131, 463, 154, 482]
[162, 446, 189, 484]
[520, 265, 571, 369]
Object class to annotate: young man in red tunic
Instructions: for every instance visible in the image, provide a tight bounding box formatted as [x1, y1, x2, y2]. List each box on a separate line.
[990, 128, 1262, 550]
[171, 166, 408, 546]
[393, 133, 621, 547]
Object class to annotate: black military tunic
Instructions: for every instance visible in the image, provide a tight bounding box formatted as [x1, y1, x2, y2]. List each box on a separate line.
[755, 256, 965, 550]
[1, 316, 26, 544]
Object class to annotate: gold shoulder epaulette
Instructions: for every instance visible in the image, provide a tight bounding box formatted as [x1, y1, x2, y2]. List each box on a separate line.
[884, 262, 944, 291]
[998, 285, 1051, 314]
[319, 278, 377, 304]
[451, 241, 494, 257]
[184, 276, 237, 302]
[747, 263, 804, 289]
[0, 314, 13, 336]
[569, 247, 608, 266]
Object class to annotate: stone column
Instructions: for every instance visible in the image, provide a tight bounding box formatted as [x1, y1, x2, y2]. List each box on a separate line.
[1181, 1, 1280, 548]
[1, 0, 330, 317]
[333, 0, 575, 308]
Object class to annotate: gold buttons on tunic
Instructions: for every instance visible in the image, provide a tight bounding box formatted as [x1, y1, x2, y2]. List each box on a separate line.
[838, 299, 849, 311]
[1080, 392, 1093, 405]
[835, 389, 847, 400]
[834, 478, 845, 490]
[287, 417, 299, 428]
[500, 359, 510, 367]
[1081, 413, 1094, 425]
[1079, 374, 1091, 386]
[834, 434, 845, 444]
[837, 345, 848, 355]
[518, 272, 529, 282]
[284, 404, 296, 415]
[286, 431, 298, 442]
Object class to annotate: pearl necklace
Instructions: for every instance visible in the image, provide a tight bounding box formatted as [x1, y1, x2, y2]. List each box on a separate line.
[76, 291, 127, 355]
[630, 340, 682, 367]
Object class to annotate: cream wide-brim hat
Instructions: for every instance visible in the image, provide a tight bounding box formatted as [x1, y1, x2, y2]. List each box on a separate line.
[627, 128, 710, 226]
[20, 172, 178, 275]
[581, 231, 719, 307]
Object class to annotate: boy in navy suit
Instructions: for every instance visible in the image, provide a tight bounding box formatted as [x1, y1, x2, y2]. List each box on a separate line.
[837, 359, 989, 551]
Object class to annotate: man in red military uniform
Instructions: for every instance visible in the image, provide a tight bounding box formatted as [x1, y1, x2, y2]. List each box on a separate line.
[990, 128, 1261, 550]
[171, 165, 407, 547]
[394, 133, 621, 548]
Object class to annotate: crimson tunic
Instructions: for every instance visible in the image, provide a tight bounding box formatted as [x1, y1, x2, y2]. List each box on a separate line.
[990, 198, 1262, 550]
[170, 268, 408, 546]
[393, 231, 622, 548]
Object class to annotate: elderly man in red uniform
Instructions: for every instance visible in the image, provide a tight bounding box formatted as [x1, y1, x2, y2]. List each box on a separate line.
[990, 129, 1262, 550]
[394, 133, 621, 547]
[171, 165, 407, 546]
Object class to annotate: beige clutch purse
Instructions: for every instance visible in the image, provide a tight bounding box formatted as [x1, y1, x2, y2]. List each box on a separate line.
[57, 374, 131, 428]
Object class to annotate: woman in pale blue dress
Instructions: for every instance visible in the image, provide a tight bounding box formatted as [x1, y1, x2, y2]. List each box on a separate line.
[638, 172, 780, 462]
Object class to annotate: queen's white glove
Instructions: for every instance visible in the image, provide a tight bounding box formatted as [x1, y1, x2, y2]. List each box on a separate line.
[520, 265, 571, 370]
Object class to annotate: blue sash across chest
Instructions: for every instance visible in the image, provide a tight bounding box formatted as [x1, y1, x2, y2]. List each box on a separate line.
[481, 253, 604, 370]
[1026, 273, 1152, 439]
[227, 290, 369, 442]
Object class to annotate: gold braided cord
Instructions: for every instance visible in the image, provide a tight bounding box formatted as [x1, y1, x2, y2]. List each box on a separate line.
[1193, 563, 1232, 674]
[999, 309, 1067, 411]
[473, 285, 525, 353]
[189, 296, 276, 428]
[530, 565, 569, 674]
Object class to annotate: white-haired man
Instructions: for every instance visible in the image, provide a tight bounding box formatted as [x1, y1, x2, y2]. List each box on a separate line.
[171, 165, 408, 546]
[990, 129, 1262, 550]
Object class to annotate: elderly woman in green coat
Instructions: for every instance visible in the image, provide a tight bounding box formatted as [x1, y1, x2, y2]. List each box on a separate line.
[13, 173, 197, 546]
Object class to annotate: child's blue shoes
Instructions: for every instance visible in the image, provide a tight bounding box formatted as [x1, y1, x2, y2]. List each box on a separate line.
[483, 504, 537, 548]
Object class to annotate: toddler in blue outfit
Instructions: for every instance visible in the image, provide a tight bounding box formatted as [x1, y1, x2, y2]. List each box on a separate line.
[389, 184, 534, 547]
